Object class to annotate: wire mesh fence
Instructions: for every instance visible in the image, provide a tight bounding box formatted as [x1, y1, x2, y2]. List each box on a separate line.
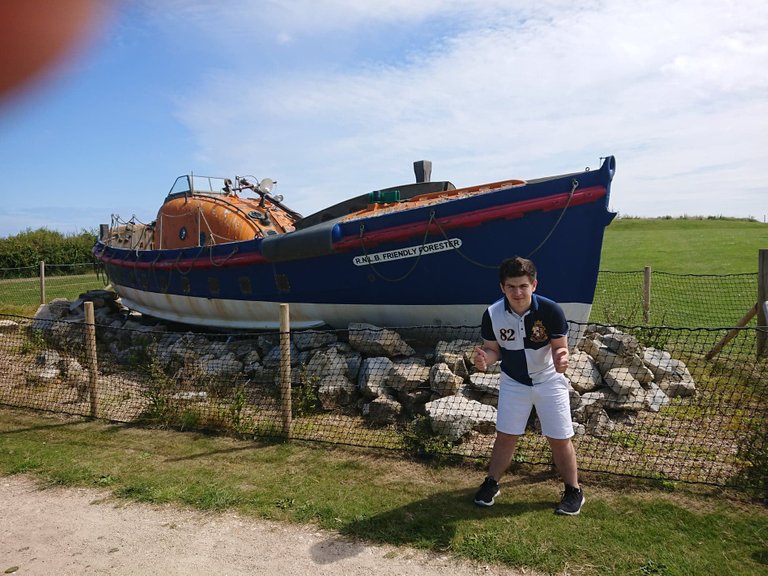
[1, 304, 766, 496]
[0, 262, 104, 315]
[592, 270, 759, 327]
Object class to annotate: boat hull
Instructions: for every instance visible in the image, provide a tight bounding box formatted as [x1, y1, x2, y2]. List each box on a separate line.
[94, 157, 617, 330]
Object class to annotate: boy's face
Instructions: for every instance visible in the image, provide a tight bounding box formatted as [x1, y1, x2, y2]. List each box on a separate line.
[500, 274, 537, 314]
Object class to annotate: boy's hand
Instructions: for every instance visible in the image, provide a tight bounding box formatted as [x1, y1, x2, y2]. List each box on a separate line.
[553, 348, 569, 373]
[474, 346, 489, 371]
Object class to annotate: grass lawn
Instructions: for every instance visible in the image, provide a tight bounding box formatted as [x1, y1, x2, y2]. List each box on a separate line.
[1, 408, 767, 576]
[0, 273, 105, 316]
[600, 217, 766, 273]
[592, 217, 764, 326]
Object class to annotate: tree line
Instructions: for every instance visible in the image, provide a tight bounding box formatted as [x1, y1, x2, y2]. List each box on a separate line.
[0, 228, 96, 273]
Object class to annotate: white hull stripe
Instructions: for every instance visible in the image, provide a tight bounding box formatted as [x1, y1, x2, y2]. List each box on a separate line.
[117, 286, 592, 335]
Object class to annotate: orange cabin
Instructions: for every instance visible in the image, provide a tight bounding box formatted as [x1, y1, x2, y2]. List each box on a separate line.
[155, 175, 297, 249]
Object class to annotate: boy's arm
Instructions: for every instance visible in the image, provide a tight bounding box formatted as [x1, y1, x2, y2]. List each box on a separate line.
[550, 335, 569, 373]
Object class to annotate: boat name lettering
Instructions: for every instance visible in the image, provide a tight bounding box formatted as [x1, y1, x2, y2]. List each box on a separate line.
[353, 238, 462, 266]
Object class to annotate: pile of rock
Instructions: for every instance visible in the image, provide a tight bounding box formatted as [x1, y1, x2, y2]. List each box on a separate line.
[566, 325, 696, 438]
[16, 292, 696, 443]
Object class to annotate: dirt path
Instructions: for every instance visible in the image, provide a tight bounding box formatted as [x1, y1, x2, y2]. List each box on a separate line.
[1, 475, 534, 576]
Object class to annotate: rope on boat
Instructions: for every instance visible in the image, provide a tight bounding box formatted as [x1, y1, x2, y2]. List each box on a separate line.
[208, 245, 240, 267]
[142, 246, 174, 292]
[359, 178, 580, 280]
[197, 208, 217, 246]
[173, 245, 206, 275]
[429, 215, 496, 270]
[357, 212, 437, 282]
[434, 177, 579, 267]
[198, 208, 250, 246]
[525, 178, 578, 258]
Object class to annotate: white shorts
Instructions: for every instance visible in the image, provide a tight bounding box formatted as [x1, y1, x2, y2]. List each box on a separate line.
[495, 373, 574, 439]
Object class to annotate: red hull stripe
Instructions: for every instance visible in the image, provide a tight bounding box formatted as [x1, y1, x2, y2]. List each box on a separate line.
[97, 186, 605, 271]
[95, 248, 268, 270]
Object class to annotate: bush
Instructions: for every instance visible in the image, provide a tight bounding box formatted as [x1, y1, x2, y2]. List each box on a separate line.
[0, 228, 97, 275]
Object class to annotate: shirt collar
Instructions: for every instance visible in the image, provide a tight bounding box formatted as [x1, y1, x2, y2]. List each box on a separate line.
[503, 294, 539, 317]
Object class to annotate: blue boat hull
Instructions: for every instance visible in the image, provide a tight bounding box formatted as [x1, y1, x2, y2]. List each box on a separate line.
[94, 157, 616, 329]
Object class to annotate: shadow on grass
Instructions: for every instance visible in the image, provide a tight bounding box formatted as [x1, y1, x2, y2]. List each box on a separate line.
[332, 477, 555, 553]
[753, 549, 768, 566]
[163, 441, 281, 462]
[0, 419, 92, 435]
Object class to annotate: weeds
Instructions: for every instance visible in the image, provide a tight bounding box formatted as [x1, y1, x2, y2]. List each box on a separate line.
[610, 431, 641, 448]
[629, 311, 671, 349]
[20, 329, 46, 355]
[138, 358, 173, 425]
[734, 422, 768, 499]
[223, 384, 251, 435]
[292, 371, 320, 417]
[401, 416, 458, 464]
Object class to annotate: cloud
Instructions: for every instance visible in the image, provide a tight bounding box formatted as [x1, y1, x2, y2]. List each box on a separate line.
[106, 1, 768, 220]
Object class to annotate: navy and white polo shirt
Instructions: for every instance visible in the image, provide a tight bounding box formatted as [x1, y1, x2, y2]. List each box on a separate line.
[480, 293, 568, 386]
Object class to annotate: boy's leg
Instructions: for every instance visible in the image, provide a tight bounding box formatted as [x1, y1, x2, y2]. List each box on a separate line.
[490, 377, 532, 480]
[534, 376, 578, 484]
[547, 436, 579, 487]
[548, 436, 585, 515]
[535, 376, 585, 514]
[474, 377, 531, 507]
[473, 432, 518, 506]
[488, 431, 519, 481]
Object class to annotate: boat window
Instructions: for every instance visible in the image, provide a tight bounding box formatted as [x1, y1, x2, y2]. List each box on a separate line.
[167, 175, 230, 195]
[275, 273, 290, 292]
[169, 176, 191, 195]
[137, 270, 149, 289]
[239, 276, 252, 295]
[191, 175, 229, 194]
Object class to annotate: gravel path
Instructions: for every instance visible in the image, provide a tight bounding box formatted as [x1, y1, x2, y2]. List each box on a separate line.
[1, 475, 535, 576]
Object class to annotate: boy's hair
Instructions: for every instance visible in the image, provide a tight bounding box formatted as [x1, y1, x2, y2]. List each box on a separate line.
[498, 256, 537, 283]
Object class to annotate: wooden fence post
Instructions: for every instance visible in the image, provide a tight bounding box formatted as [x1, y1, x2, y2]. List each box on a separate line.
[758, 249, 767, 358]
[39, 261, 45, 305]
[705, 303, 758, 360]
[643, 265, 651, 323]
[279, 303, 292, 438]
[84, 301, 99, 418]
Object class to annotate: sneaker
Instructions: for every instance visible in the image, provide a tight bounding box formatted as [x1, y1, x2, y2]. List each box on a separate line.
[473, 476, 500, 507]
[555, 484, 584, 515]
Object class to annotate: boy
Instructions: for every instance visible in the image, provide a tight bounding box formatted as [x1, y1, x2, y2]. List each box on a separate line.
[473, 256, 584, 515]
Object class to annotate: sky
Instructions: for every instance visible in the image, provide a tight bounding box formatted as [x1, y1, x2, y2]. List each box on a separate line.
[0, 0, 766, 237]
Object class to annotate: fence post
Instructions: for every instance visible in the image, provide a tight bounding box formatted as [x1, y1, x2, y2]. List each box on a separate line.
[279, 303, 292, 438]
[39, 261, 46, 305]
[84, 301, 99, 418]
[758, 250, 768, 358]
[643, 265, 651, 323]
[705, 304, 758, 360]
